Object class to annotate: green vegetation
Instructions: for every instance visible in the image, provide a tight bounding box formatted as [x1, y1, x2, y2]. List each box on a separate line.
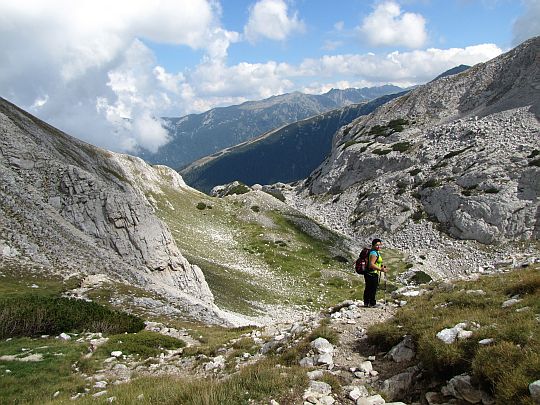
[372, 148, 392, 156]
[367, 267, 540, 404]
[528, 158, 540, 167]
[342, 139, 360, 149]
[97, 331, 185, 358]
[0, 337, 88, 405]
[0, 295, 144, 339]
[391, 141, 412, 153]
[224, 182, 251, 196]
[60, 358, 307, 405]
[422, 178, 442, 188]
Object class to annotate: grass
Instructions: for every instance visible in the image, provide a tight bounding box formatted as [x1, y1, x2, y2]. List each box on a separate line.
[367, 266, 540, 404]
[96, 331, 186, 358]
[0, 337, 88, 405]
[0, 295, 144, 338]
[53, 358, 308, 405]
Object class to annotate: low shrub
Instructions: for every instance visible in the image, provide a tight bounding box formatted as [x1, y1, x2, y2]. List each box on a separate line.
[99, 331, 185, 358]
[372, 148, 392, 156]
[0, 295, 144, 338]
[409, 168, 422, 176]
[391, 141, 412, 152]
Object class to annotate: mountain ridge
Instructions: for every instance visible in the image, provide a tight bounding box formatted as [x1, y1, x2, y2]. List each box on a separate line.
[136, 85, 404, 170]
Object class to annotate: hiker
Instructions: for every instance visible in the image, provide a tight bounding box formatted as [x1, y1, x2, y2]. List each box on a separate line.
[363, 238, 388, 308]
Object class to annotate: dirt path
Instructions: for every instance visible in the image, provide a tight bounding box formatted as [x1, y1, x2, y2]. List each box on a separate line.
[331, 304, 397, 372]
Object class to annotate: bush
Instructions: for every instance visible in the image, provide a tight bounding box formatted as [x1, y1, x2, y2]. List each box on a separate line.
[391, 141, 412, 152]
[0, 295, 144, 338]
[372, 148, 392, 156]
[196, 202, 207, 210]
[100, 330, 185, 358]
[409, 168, 422, 176]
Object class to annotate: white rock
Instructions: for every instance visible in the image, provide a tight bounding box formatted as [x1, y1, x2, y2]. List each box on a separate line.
[58, 333, 71, 341]
[529, 380, 540, 403]
[311, 337, 334, 354]
[94, 381, 107, 389]
[478, 338, 494, 345]
[93, 391, 108, 398]
[502, 298, 521, 308]
[110, 351, 122, 358]
[356, 394, 385, 405]
[307, 370, 324, 380]
[348, 386, 369, 400]
[359, 361, 373, 373]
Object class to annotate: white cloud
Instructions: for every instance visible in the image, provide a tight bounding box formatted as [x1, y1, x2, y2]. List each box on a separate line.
[512, 0, 540, 46]
[244, 0, 305, 42]
[358, 1, 427, 48]
[0, 0, 235, 153]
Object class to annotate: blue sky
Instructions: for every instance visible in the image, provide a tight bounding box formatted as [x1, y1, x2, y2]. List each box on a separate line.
[0, 0, 538, 153]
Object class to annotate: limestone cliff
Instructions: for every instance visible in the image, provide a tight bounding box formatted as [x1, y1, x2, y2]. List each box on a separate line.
[0, 97, 233, 324]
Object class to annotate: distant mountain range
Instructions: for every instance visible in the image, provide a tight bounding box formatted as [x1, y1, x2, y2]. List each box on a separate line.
[136, 85, 404, 169]
[180, 92, 407, 193]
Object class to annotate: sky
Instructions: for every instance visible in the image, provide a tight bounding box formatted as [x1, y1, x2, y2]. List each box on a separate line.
[0, 0, 539, 154]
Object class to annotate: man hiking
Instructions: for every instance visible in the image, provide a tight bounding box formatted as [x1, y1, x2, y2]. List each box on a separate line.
[363, 238, 388, 308]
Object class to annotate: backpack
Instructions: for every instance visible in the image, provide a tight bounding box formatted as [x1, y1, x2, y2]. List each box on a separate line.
[354, 247, 371, 274]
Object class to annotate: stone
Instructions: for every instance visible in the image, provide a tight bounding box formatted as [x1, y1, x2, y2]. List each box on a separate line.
[529, 380, 540, 403]
[348, 386, 369, 400]
[387, 335, 416, 362]
[442, 374, 483, 404]
[381, 366, 419, 401]
[358, 361, 373, 373]
[311, 338, 334, 354]
[356, 394, 385, 405]
[307, 370, 324, 380]
[478, 338, 495, 345]
[502, 298, 521, 308]
[110, 351, 122, 358]
[300, 357, 315, 367]
[58, 333, 71, 341]
[317, 353, 334, 367]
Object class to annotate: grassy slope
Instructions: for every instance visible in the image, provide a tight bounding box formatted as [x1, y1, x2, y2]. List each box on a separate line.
[149, 185, 376, 315]
[368, 265, 540, 404]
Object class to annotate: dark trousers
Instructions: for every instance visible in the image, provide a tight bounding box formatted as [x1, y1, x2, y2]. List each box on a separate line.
[363, 273, 379, 306]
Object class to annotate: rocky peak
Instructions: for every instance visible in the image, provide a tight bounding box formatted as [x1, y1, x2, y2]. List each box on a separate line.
[287, 37, 540, 277]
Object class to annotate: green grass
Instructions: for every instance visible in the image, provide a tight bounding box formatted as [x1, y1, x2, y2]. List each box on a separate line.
[96, 331, 185, 358]
[0, 337, 88, 405]
[367, 266, 540, 404]
[54, 358, 308, 405]
[0, 295, 144, 338]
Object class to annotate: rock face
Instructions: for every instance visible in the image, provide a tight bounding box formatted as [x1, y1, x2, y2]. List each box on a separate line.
[0, 97, 231, 324]
[286, 36, 539, 275]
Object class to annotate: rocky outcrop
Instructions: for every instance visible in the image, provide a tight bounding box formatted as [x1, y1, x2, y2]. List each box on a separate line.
[0, 97, 237, 324]
[285, 37, 540, 276]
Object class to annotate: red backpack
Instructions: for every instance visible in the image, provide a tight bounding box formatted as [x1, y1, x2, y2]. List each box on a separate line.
[354, 247, 371, 274]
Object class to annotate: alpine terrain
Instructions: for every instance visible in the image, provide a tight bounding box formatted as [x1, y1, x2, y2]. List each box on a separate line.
[181, 92, 406, 193]
[0, 38, 539, 405]
[280, 36, 540, 277]
[136, 86, 403, 170]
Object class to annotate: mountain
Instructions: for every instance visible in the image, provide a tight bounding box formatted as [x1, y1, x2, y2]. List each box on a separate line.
[0, 96, 367, 326]
[136, 86, 404, 169]
[431, 64, 470, 81]
[0, 97, 244, 325]
[181, 92, 407, 193]
[283, 36, 540, 276]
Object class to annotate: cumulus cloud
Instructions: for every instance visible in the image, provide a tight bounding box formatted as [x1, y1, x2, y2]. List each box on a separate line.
[244, 0, 305, 42]
[358, 1, 428, 48]
[512, 0, 540, 46]
[0, 0, 234, 153]
[292, 43, 502, 87]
